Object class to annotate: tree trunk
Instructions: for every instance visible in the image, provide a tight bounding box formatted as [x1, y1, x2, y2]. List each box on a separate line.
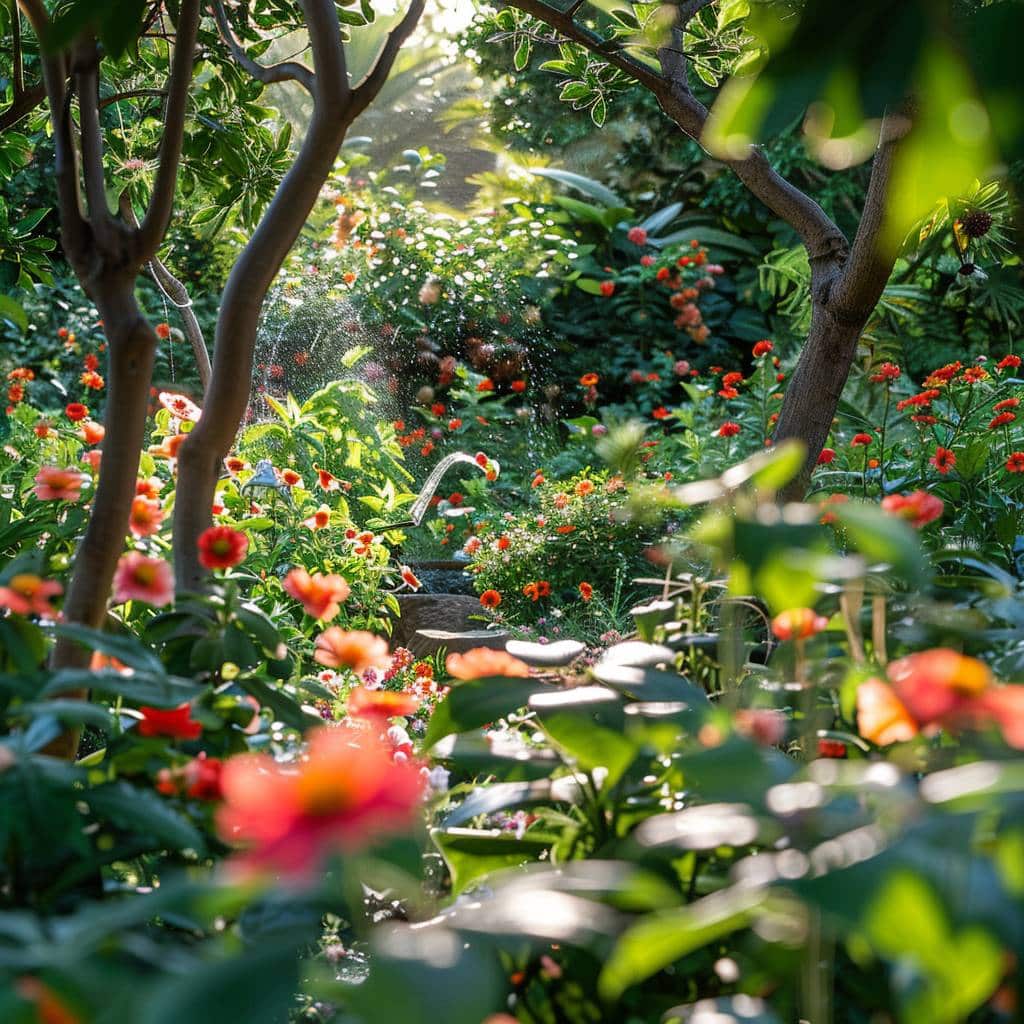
[45, 285, 158, 758]
[773, 299, 867, 502]
[172, 113, 350, 593]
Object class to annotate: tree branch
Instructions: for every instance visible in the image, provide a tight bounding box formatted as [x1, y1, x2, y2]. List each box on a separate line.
[11, 0, 24, 94]
[301, 0, 348, 104]
[0, 80, 45, 132]
[72, 40, 116, 247]
[99, 87, 168, 109]
[209, 0, 315, 94]
[350, 0, 426, 116]
[830, 107, 914, 317]
[503, 0, 848, 260]
[17, 0, 90, 260]
[137, 0, 200, 259]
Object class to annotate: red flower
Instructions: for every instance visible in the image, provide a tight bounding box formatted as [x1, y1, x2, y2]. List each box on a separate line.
[65, 402, 89, 422]
[80, 370, 104, 390]
[216, 724, 423, 878]
[138, 704, 202, 740]
[184, 752, 224, 800]
[400, 565, 423, 591]
[511, 380, 526, 392]
[880, 490, 944, 528]
[651, 406, 670, 420]
[994, 398, 1020, 412]
[578, 581, 593, 602]
[771, 607, 828, 641]
[316, 466, 340, 491]
[997, 354, 1022, 370]
[599, 281, 615, 297]
[626, 226, 648, 245]
[929, 446, 956, 474]
[816, 739, 847, 758]
[850, 433, 873, 447]
[430, 403, 445, 416]
[1005, 452, 1024, 473]
[476, 378, 494, 392]
[480, 589, 502, 608]
[717, 421, 740, 438]
[448, 418, 462, 430]
[197, 526, 248, 569]
[155, 322, 171, 340]
[722, 371, 743, 387]
[989, 411, 1017, 429]
[869, 362, 901, 383]
[752, 340, 773, 358]
[961, 366, 989, 383]
[816, 448, 836, 465]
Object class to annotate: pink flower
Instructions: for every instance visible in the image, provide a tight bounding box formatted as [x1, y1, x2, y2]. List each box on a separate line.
[158, 391, 202, 421]
[113, 552, 174, 606]
[0, 573, 62, 617]
[627, 226, 648, 245]
[33, 466, 84, 501]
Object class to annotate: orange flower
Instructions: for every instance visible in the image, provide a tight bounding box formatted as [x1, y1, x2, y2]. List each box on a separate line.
[771, 607, 828, 641]
[148, 433, 188, 459]
[316, 466, 340, 491]
[224, 456, 249, 475]
[856, 678, 919, 746]
[400, 565, 423, 590]
[0, 573, 62, 617]
[197, 526, 248, 569]
[480, 589, 502, 608]
[129, 495, 164, 537]
[346, 687, 419, 720]
[555, 524, 576, 535]
[281, 469, 302, 487]
[303, 503, 331, 530]
[888, 648, 992, 723]
[446, 647, 530, 680]
[578, 581, 593, 602]
[880, 490, 944, 528]
[314, 628, 390, 674]
[79, 420, 105, 445]
[33, 466, 84, 501]
[283, 568, 350, 620]
[579, 373, 599, 387]
[80, 370, 104, 390]
[136, 476, 163, 499]
[113, 552, 173, 607]
[574, 479, 594, 497]
[216, 724, 423, 878]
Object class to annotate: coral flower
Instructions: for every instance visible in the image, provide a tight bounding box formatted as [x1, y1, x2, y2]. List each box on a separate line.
[80, 370, 104, 390]
[856, 678, 919, 746]
[851, 432, 873, 447]
[216, 724, 423, 878]
[579, 373, 599, 387]
[65, 402, 88, 422]
[129, 495, 164, 537]
[994, 398, 1020, 412]
[480, 589, 502, 608]
[997, 354, 1022, 370]
[989, 411, 1016, 429]
[880, 490, 944, 528]
[816, 448, 836, 465]
[197, 526, 248, 569]
[869, 362, 900, 383]
[930, 446, 956, 474]
[717, 421, 740, 438]
[316, 466, 340, 491]
[771, 607, 828, 641]
[148, 433, 188, 459]
[138, 704, 202, 740]
[446, 647, 530, 680]
[33, 466, 84, 501]
[651, 406, 670, 420]
[303, 504, 331, 530]
[281, 469, 302, 487]
[574, 479, 595, 497]
[314, 628, 390, 674]
[224, 456, 248, 475]
[1006, 452, 1024, 473]
[136, 476, 163, 499]
[0, 573, 63, 617]
[399, 565, 422, 591]
[511, 380, 526, 393]
[80, 420, 105, 445]
[346, 687, 419, 720]
[113, 552, 173, 607]
[283, 568, 351, 620]
[752, 340, 774, 358]
[626, 226, 648, 245]
[579, 581, 593, 602]
[158, 391, 202, 421]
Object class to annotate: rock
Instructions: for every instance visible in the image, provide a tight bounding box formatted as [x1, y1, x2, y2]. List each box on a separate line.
[506, 638, 585, 667]
[409, 629, 509, 659]
[390, 594, 485, 648]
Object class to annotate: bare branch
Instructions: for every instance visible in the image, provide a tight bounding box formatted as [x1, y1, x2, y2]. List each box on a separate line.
[831, 107, 914, 317]
[17, 0, 90, 258]
[350, 0, 426, 116]
[0, 80, 45, 131]
[72, 40, 117, 247]
[137, 0, 200, 259]
[300, 0, 348, 103]
[11, 0, 24, 94]
[209, 0, 315, 94]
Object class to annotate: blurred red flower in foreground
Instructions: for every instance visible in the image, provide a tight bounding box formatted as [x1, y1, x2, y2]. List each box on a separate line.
[857, 648, 1024, 748]
[138, 704, 203, 740]
[314, 628, 390, 674]
[771, 607, 827, 641]
[0, 573, 62, 617]
[346, 687, 419, 720]
[33, 466, 84, 502]
[216, 724, 423, 878]
[446, 647, 530, 680]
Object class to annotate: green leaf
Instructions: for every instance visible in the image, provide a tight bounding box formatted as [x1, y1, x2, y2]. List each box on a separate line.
[530, 168, 623, 207]
[835, 500, 928, 586]
[14, 701, 115, 733]
[87, 781, 205, 852]
[0, 295, 27, 333]
[433, 827, 555, 893]
[600, 886, 763, 998]
[238, 677, 321, 732]
[49, 622, 165, 675]
[513, 37, 531, 71]
[424, 677, 543, 747]
[42, 669, 202, 709]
